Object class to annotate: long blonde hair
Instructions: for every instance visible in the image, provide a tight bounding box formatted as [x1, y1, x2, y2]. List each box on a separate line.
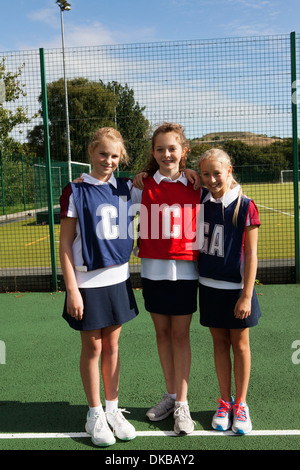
[88, 127, 129, 165]
[198, 148, 242, 226]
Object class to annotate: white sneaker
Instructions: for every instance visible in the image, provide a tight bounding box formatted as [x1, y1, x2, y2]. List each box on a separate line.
[106, 408, 136, 441]
[85, 410, 116, 447]
[232, 402, 252, 434]
[212, 397, 234, 431]
[146, 393, 175, 421]
[173, 403, 195, 435]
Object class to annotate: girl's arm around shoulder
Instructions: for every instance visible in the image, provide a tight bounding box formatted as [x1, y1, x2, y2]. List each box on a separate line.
[133, 169, 201, 190]
[184, 169, 201, 190]
[59, 217, 84, 321]
[72, 174, 84, 183]
[126, 179, 143, 206]
[60, 183, 73, 218]
[234, 225, 259, 320]
[132, 172, 148, 189]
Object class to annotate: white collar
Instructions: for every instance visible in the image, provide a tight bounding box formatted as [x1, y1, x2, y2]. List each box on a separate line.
[82, 172, 118, 188]
[153, 170, 188, 186]
[202, 184, 241, 208]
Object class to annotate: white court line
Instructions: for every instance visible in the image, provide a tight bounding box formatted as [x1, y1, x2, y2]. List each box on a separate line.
[256, 203, 298, 218]
[0, 430, 299, 439]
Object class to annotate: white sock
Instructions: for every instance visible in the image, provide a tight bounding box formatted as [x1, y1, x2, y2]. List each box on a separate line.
[105, 400, 118, 413]
[89, 404, 103, 417]
[175, 400, 188, 406]
[168, 393, 176, 400]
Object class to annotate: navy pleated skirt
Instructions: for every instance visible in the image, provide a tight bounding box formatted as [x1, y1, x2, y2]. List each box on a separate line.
[199, 283, 261, 329]
[63, 278, 138, 331]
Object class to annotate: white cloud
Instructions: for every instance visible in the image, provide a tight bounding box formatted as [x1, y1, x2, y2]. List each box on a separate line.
[25, 7, 154, 49]
[226, 0, 272, 9]
[27, 8, 57, 27]
[65, 23, 115, 47]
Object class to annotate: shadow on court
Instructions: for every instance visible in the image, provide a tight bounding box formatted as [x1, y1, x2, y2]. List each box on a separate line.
[0, 401, 87, 433]
[0, 399, 216, 439]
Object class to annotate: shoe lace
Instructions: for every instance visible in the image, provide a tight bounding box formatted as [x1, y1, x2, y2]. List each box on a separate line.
[94, 412, 108, 431]
[106, 408, 130, 431]
[216, 398, 232, 417]
[174, 405, 187, 418]
[233, 403, 247, 422]
[174, 404, 196, 425]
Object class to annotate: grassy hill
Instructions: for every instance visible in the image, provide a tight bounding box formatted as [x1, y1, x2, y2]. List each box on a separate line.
[191, 132, 282, 147]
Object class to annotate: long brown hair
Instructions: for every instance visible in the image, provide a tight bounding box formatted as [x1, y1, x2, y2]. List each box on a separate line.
[143, 122, 190, 176]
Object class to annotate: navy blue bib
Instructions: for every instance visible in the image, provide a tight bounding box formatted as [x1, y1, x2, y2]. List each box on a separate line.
[198, 192, 251, 283]
[71, 178, 133, 271]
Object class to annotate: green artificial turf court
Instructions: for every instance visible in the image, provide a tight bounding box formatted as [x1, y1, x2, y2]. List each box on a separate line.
[0, 284, 299, 452]
[242, 182, 299, 260]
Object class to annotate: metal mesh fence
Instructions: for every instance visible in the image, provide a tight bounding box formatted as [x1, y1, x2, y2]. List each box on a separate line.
[0, 34, 299, 291]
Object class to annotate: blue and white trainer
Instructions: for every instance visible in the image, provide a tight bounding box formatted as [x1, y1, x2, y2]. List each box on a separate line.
[232, 402, 252, 434]
[212, 397, 234, 431]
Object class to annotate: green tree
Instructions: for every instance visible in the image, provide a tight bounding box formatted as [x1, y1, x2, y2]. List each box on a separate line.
[0, 57, 34, 153]
[0, 58, 38, 214]
[189, 142, 219, 170]
[28, 78, 150, 171]
[189, 137, 296, 183]
[28, 78, 115, 162]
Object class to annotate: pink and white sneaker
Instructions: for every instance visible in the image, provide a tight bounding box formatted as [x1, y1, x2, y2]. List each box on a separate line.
[212, 397, 234, 431]
[232, 401, 252, 434]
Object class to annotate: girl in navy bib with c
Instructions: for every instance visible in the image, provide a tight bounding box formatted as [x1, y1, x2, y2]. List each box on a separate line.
[59, 128, 139, 447]
[198, 148, 261, 435]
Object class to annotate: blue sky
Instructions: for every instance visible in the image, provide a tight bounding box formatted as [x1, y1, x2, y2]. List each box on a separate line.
[1, 0, 300, 52]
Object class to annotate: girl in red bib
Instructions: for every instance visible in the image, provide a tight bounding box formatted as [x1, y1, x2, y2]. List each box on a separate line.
[134, 122, 201, 435]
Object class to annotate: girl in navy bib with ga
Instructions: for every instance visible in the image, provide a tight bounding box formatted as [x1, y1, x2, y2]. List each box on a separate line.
[59, 128, 139, 447]
[198, 148, 261, 435]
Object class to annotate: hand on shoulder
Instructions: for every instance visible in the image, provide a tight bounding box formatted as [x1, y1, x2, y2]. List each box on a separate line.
[184, 169, 201, 190]
[133, 172, 148, 189]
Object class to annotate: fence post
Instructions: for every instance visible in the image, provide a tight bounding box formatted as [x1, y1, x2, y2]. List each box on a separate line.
[21, 154, 27, 211]
[290, 32, 300, 284]
[39, 48, 58, 291]
[0, 149, 5, 216]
